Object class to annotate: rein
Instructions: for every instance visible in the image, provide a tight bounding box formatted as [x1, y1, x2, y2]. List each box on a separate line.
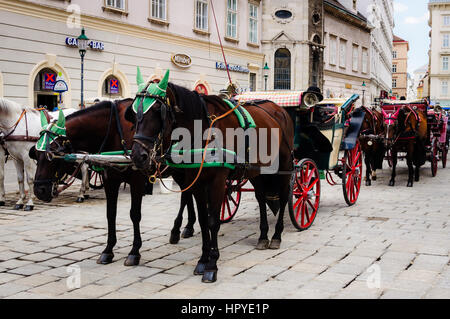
[0, 108, 46, 142]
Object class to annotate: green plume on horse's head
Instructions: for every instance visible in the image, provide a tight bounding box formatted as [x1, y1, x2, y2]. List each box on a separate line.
[132, 67, 170, 114]
[36, 110, 67, 152]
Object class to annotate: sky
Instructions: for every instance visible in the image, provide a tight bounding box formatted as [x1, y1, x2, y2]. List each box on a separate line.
[393, 0, 430, 75]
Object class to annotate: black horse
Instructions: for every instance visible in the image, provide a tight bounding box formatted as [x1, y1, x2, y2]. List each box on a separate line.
[29, 99, 195, 266]
[126, 69, 294, 283]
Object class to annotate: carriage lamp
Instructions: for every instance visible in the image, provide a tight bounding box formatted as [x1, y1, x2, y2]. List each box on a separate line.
[263, 63, 270, 91]
[77, 28, 89, 109]
[362, 81, 366, 106]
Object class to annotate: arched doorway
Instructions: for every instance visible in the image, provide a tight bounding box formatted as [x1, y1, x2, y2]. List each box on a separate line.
[33, 68, 59, 111]
[274, 48, 291, 90]
[102, 75, 123, 99]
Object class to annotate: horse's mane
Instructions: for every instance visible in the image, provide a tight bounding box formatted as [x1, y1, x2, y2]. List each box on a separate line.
[0, 98, 35, 115]
[168, 82, 217, 120]
[66, 98, 133, 121]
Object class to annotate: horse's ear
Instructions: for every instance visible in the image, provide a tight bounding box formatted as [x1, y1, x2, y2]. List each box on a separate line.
[29, 146, 37, 160]
[56, 110, 65, 128]
[125, 105, 136, 124]
[40, 111, 48, 128]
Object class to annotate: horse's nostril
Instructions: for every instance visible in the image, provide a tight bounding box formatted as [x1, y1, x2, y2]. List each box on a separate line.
[140, 152, 148, 162]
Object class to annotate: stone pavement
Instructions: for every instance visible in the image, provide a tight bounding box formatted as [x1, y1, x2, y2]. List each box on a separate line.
[0, 158, 449, 299]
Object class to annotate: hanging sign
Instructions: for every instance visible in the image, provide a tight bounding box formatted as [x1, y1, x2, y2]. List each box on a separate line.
[44, 73, 56, 90]
[110, 79, 119, 94]
[53, 72, 68, 93]
[171, 54, 192, 68]
[194, 83, 208, 95]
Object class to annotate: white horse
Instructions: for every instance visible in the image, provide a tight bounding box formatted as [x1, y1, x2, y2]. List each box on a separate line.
[0, 98, 90, 210]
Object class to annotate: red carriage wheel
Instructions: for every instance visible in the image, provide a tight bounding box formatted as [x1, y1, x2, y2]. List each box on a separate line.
[342, 140, 363, 206]
[220, 179, 245, 223]
[89, 170, 104, 190]
[431, 138, 438, 177]
[288, 158, 320, 231]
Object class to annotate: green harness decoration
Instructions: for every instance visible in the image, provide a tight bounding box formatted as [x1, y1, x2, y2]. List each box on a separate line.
[222, 99, 256, 129]
[132, 67, 170, 114]
[36, 110, 66, 152]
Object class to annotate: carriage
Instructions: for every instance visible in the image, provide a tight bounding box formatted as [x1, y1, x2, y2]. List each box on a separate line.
[380, 99, 448, 175]
[220, 91, 365, 230]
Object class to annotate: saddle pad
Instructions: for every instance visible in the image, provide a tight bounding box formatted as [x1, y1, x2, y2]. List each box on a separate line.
[223, 99, 256, 129]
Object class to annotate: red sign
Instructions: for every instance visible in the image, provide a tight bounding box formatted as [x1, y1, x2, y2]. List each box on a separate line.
[195, 84, 208, 95]
[110, 79, 119, 94]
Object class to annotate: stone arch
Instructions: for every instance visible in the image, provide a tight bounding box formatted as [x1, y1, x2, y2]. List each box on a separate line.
[97, 64, 131, 98]
[28, 54, 72, 108]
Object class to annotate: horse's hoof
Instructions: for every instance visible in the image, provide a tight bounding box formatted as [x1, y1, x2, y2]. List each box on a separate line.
[13, 204, 23, 210]
[194, 262, 206, 275]
[169, 231, 180, 244]
[181, 227, 194, 239]
[389, 180, 395, 187]
[84, 195, 90, 199]
[415, 176, 419, 182]
[97, 253, 114, 264]
[24, 205, 33, 211]
[365, 180, 371, 186]
[76, 197, 84, 203]
[0, 201, 5, 206]
[407, 182, 413, 187]
[269, 239, 281, 250]
[202, 270, 217, 283]
[372, 176, 377, 181]
[256, 239, 270, 250]
[124, 255, 140, 266]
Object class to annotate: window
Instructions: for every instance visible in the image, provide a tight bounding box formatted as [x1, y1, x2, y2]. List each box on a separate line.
[352, 45, 358, 71]
[249, 73, 256, 91]
[362, 48, 368, 73]
[393, 50, 397, 59]
[392, 64, 397, 73]
[151, 0, 166, 20]
[444, 34, 450, 48]
[442, 80, 448, 95]
[339, 39, 347, 68]
[248, 3, 258, 44]
[106, 0, 125, 10]
[274, 48, 291, 90]
[392, 78, 397, 88]
[195, 0, 208, 31]
[329, 36, 337, 65]
[444, 15, 450, 26]
[226, 0, 238, 39]
[443, 56, 449, 71]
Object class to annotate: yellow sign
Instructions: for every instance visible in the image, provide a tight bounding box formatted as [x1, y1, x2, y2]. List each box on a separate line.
[345, 83, 352, 89]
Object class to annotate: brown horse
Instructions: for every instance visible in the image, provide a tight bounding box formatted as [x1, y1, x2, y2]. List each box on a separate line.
[29, 99, 195, 266]
[358, 106, 385, 186]
[382, 106, 427, 187]
[126, 75, 294, 283]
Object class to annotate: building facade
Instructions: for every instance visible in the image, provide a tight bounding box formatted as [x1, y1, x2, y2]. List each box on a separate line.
[429, 0, 450, 106]
[260, 0, 324, 91]
[0, 0, 265, 109]
[323, 0, 372, 106]
[392, 35, 409, 99]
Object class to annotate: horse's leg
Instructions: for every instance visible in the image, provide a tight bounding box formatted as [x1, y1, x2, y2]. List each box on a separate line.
[76, 164, 89, 203]
[169, 193, 186, 244]
[182, 192, 196, 239]
[269, 175, 290, 249]
[252, 177, 270, 250]
[389, 149, 397, 186]
[124, 177, 144, 266]
[97, 177, 120, 264]
[23, 158, 36, 211]
[364, 152, 372, 186]
[0, 148, 5, 206]
[407, 142, 414, 187]
[13, 159, 25, 210]
[193, 188, 210, 276]
[414, 165, 420, 182]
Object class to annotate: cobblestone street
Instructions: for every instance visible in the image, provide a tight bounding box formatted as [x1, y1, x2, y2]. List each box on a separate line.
[0, 158, 449, 299]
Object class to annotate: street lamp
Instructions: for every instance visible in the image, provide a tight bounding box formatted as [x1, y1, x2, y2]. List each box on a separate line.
[263, 62, 270, 91]
[77, 28, 89, 109]
[362, 81, 366, 106]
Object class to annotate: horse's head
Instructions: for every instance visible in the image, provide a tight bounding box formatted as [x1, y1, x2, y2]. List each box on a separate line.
[126, 68, 176, 171]
[29, 110, 73, 202]
[381, 108, 401, 148]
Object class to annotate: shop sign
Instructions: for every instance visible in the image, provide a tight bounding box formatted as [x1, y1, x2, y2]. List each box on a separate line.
[171, 54, 192, 68]
[44, 73, 56, 90]
[194, 83, 208, 95]
[65, 37, 105, 51]
[216, 62, 249, 73]
[53, 73, 68, 93]
[345, 83, 352, 89]
[110, 79, 119, 94]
